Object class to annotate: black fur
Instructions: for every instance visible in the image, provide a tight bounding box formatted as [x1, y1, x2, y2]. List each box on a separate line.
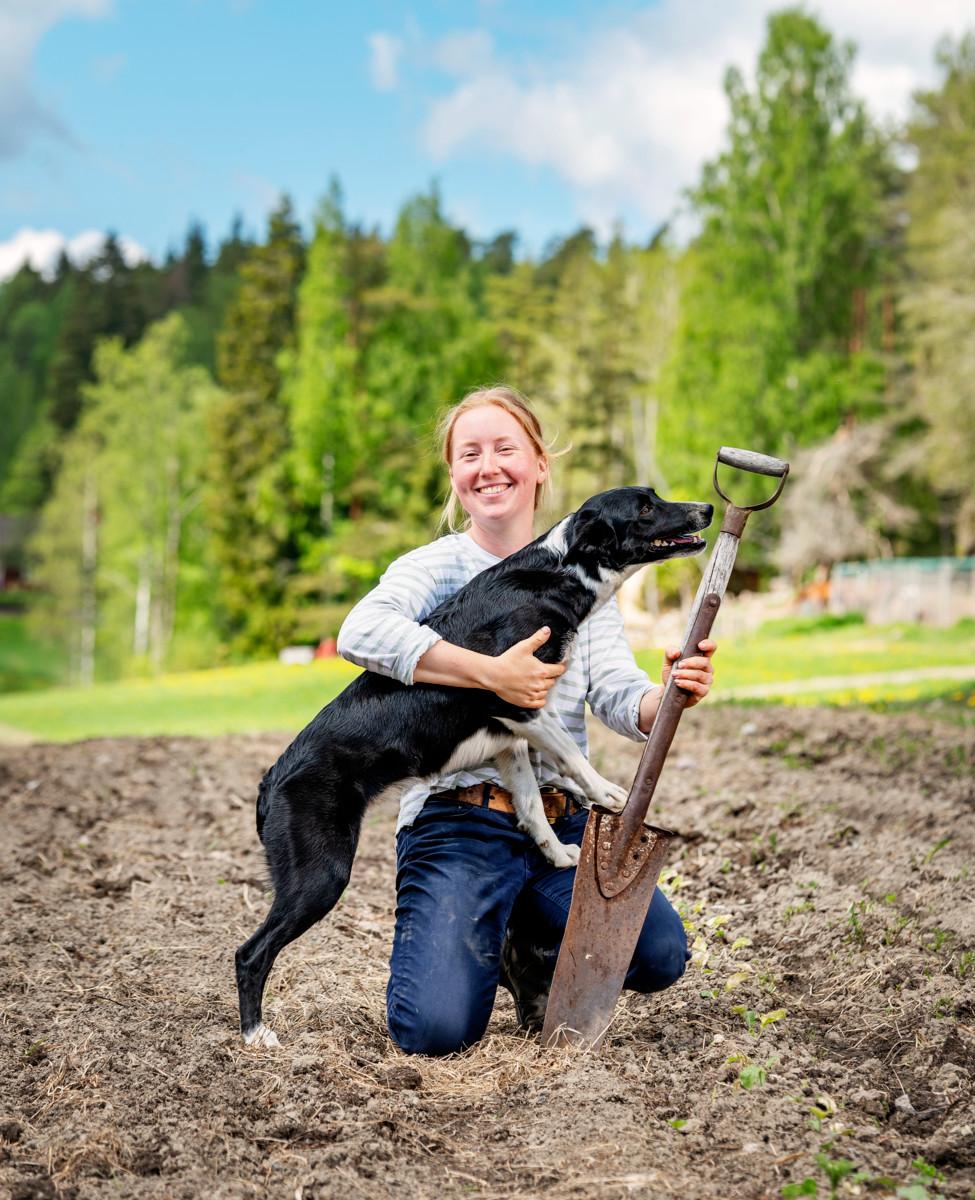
[235, 486, 712, 1042]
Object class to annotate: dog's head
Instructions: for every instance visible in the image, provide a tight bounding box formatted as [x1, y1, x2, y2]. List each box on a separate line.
[559, 487, 713, 577]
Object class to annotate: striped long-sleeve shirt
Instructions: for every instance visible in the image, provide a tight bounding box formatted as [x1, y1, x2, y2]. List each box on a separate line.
[336, 530, 655, 831]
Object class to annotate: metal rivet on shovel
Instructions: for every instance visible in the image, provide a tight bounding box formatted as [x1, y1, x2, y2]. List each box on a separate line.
[541, 446, 790, 1049]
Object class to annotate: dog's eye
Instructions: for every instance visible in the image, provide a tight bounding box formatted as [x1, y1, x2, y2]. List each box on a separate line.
[640, 504, 652, 516]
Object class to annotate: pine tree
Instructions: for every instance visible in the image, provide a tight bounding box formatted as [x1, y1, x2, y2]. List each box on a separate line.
[204, 196, 305, 654]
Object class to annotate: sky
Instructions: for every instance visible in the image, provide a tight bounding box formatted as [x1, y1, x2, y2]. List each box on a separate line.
[0, 0, 971, 280]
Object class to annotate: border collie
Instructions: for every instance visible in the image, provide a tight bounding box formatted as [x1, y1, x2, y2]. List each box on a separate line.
[236, 486, 712, 1046]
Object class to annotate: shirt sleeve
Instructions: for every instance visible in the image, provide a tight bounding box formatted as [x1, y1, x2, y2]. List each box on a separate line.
[336, 550, 445, 685]
[585, 596, 658, 741]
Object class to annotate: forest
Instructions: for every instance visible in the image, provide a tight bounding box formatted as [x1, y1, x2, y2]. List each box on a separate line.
[1, 10, 972, 685]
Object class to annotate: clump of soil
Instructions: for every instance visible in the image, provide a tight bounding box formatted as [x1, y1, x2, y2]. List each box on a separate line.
[1, 707, 973, 1198]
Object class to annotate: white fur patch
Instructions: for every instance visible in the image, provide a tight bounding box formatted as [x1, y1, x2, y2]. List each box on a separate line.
[440, 728, 514, 775]
[243, 1023, 280, 1048]
[374, 776, 422, 807]
[566, 561, 598, 592]
[540, 516, 570, 557]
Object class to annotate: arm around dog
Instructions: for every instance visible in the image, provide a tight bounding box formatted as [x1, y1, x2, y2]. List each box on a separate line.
[337, 546, 566, 707]
[337, 553, 446, 685]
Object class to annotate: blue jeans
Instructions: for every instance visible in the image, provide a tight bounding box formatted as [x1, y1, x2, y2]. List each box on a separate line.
[386, 797, 690, 1056]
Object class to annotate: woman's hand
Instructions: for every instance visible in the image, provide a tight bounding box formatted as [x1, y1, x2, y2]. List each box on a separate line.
[662, 638, 716, 708]
[481, 626, 567, 708]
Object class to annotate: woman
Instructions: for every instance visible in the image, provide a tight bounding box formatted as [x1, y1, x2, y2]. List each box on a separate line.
[337, 386, 716, 1055]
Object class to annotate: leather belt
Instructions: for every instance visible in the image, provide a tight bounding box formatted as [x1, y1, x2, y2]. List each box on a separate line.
[428, 782, 584, 824]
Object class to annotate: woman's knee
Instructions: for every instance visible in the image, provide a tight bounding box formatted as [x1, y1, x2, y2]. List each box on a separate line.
[625, 898, 690, 994]
[387, 994, 486, 1057]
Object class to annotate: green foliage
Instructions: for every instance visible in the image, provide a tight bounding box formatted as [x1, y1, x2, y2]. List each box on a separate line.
[758, 612, 866, 637]
[662, 9, 894, 519]
[204, 196, 305, 656]
[1, 12, 973, 686]
[27, 314, 222, 681]
[0, 611, 65, 691]
[902, 35, 975, 553]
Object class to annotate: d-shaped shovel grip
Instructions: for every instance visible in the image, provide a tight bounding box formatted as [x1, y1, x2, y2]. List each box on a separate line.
[714, 445, 790, 512]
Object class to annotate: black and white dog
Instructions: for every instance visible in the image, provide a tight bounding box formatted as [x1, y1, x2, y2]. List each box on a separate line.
[236, 486, 712, 1046]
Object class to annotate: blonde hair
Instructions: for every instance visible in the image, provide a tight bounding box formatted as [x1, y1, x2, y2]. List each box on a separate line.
[436, 385, 564, 533]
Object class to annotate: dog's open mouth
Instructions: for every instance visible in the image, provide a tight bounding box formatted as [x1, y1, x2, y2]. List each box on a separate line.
[651, 534, 706, 551]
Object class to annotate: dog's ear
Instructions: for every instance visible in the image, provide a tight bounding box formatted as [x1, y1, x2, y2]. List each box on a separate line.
[571, 509, 618, 553]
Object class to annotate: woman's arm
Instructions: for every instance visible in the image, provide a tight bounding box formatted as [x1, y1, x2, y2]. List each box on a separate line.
[336, 553, 446, 685]
[637, 639, 717, 732]
[586, 599, 715, 737]
[415, 628, 566, 708]
[337, 549, 565, 706]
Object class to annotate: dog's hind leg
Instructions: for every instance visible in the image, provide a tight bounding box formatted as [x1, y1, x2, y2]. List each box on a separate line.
[497, 712, 628, 814]
[495, 743, 580, 869]
[236, 796, 361, 1047]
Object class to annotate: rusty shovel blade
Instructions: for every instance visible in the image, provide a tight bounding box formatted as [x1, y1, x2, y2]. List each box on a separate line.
[541, 812, 673, 1046]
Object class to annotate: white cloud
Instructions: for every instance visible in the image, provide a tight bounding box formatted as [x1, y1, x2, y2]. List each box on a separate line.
[420, 2, 973, 233]
[368, 31, 403, 91]
[0, 227, 148, 282]
[0, 0, 112, 158]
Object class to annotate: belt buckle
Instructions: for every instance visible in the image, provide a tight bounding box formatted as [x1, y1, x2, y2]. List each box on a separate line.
[540, 785, 564, 824]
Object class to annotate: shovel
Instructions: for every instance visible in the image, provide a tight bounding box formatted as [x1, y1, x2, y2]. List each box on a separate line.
[541, 446, 790, 1048]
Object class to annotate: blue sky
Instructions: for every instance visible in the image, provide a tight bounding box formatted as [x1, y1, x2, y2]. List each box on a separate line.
[0, 0, 970, 277]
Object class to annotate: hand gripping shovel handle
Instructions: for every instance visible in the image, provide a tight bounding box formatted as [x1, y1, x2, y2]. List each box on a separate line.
[541, 447, 789, 1048]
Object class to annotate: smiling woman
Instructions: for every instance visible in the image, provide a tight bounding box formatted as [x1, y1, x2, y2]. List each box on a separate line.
[436, 385, 553, 556]
[335, 383, 716, 1055]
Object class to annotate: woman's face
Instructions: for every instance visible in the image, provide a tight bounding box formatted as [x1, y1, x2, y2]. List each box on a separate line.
[448, 405, 548, 529]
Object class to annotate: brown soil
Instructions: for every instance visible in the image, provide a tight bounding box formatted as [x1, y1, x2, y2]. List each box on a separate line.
[1, 707, 973, 1200]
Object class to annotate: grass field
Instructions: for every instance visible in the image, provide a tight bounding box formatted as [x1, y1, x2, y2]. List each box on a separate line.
[0, 611, 64, 693]
[0, 617, 973, 742]
[634, 613, 975, 685]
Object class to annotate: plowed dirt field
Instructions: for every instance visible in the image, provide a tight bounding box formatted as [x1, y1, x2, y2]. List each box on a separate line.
[1, 706, 973, 1199]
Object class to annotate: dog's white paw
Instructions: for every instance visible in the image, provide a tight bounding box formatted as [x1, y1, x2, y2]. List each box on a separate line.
[243, 1022, 280, 1049]
[590, 780, 628, 814]
[546, 841, 581, 869]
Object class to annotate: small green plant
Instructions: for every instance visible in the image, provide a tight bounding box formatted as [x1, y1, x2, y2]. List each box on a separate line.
[730, 1005, 786, 1037]
[956, 950, 974, 978]
[815, 1153, 857, 1195]
[882, 915, 912, 945]
[781, 1180, 817, 1198]
[932, 996, 954, 1018]
[784, 899, 814, 921]
[923, 836, 952, 864]
[926, 927, 953, 953]
[846, 899, 870, 947]
[738, 1062, 767, 1089]
[731, 1004, 758, 1035]
[895, 1156, 947, 1200]
[806, 1093, 837, 1131]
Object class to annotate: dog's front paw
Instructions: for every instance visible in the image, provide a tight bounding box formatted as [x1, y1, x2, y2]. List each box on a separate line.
[243, 1022, 280, 1049]
[546, 841, 581, 869]
[590, 780, 628, 814]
